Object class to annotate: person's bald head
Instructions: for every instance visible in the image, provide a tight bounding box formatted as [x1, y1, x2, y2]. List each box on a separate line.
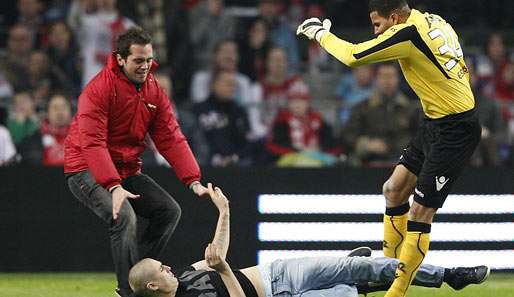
[129, 259, 158, 295]
[129, 258, 179, 297]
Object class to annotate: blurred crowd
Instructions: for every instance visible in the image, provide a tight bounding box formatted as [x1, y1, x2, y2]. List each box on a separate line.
[0, 0, 513, 168]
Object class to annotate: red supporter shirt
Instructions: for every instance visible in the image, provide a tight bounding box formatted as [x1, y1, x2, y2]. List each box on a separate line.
[41, 120, 69, 166]
[64, 53, 201, 189]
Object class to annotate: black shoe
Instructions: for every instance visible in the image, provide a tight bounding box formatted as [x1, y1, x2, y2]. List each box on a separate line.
[445, 265, 490, 290]
[347, 246, 372, 257]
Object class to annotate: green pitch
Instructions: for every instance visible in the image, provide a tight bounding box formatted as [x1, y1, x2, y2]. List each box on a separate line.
[0, 273, 513, 297]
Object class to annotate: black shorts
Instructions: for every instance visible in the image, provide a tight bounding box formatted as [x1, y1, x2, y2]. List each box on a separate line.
[398, 108, 481, 208]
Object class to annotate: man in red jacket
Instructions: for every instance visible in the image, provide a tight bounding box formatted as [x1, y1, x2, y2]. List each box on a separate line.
[64, 27, 208, 297]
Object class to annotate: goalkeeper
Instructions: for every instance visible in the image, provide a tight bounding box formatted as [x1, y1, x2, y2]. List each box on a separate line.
[296, 1, 481, 297]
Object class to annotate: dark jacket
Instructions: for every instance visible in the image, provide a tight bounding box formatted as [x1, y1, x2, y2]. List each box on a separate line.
[341, 91, 418, 162]
[192, 95, 251, 163]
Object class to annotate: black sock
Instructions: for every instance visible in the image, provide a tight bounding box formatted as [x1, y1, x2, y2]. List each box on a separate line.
[407, 220, 432, 233]
[385, 202, 410, 216]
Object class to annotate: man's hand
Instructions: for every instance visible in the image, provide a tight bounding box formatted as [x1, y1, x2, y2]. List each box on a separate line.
[207, 183, 229, 213]
[111, 186, 140, 220]
[205, 243, 245, 297]
[204, 243, 229, 272]
[191, 182, 210, 198]
[296, 18, 332, 42]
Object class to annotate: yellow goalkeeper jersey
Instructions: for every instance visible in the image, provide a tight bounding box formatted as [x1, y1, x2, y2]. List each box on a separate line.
[320, 9, 474, 119]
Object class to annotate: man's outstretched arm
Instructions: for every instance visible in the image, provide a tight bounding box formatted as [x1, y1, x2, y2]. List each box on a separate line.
[210, 186, 230, 258]
[192, 184, 230, 270]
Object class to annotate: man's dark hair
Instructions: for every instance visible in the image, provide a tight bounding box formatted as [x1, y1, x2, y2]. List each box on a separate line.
[369, 0, 409, 17]
[116, 26, 152, 59]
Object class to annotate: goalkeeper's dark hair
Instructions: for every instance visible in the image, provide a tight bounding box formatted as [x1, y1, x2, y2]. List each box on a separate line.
[116, 26, 152, 60]
[369, 0, 409, 17]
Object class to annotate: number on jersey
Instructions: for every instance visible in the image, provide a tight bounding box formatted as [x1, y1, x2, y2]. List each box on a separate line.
[428, 23, 463, 71]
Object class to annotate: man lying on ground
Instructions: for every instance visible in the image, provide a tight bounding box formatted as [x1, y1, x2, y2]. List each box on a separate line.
[128, 185, 489, 297]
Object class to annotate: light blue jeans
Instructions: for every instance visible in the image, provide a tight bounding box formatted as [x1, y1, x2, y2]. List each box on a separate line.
[258, 256, 444, 297]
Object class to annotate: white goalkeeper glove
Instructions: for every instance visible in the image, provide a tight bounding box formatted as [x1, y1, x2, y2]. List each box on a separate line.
[296, 17, 332, 43]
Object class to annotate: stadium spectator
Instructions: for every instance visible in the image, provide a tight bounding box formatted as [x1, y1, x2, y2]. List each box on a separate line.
[18, 94, 72, 166]
[467, 62, 503, 167]
[495, 60, 514, 165]
[77, 0, 135, 87]
[191, 40, 251, 103]
[42, 0, 69, 23]
[237, 18, 274, 139]
[259, 47, 304, 127]
[16, 0, 46, 47]
[128, 186, 491, 297]
[495, 60, 514, 101]
[340, 63, 417, 166]
[159, 76, 210, 167]
[0, 106, 17, 166]
[0, 71, 14, 108]
[192, 70, 252, 167]
[160, 0, 196, 104]
[284, 0, 306, 31]
[238, 18, 271, 83]
[27, 50, 71, 111]
[7, 92, 39, 145]
[46, 21, 82, 99]
[334, 65, 375, 127]
[64, 27, 210, 297]
[190, 0, 236, 70]
[67, 0, 98, 34]
[257, 0, 300, 72]
[0, 24, 33, 93]
[125, 0, 170, 66]
[145, 71, 210, 167]
[266, 80, 340, 166]
[190, 40, 265, 139]
[475, 33, 508, 95]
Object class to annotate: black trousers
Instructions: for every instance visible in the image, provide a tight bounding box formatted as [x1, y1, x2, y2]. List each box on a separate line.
[66, 171, 181, 291]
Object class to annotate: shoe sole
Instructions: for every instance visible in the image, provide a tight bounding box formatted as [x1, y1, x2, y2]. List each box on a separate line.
[477, 266, 491, 285]
[348, 247, 372, 257]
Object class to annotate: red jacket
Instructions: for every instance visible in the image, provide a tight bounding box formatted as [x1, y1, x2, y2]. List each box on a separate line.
[64, 54, 201, 189]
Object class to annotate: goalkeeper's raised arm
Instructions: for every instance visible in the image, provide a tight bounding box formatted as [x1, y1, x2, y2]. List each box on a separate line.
[297, 17, 412, 68]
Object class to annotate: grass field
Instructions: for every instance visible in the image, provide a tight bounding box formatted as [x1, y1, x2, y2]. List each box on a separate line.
[1, 272, 514, 297]
[0, 273, 514, 297]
